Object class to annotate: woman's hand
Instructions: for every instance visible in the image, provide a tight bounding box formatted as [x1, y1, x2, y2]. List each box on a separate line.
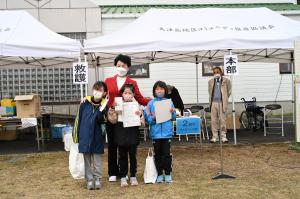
[112, 101, 117, 107]
[169, 108, 175, 113]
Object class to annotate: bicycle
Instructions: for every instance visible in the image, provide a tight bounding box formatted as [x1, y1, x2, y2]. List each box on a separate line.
[239, 97, 266, 131]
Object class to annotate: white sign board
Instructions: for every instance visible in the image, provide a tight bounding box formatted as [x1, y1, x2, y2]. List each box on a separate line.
[224, 55, 238, 76]
[154, 99, 172, 124]
[73, 62, 88, 84]
[115, 97, 123, 112]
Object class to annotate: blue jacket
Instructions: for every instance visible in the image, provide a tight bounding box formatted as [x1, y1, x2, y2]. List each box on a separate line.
[144, 98, 176, 140]
[73, 96, 107, 154]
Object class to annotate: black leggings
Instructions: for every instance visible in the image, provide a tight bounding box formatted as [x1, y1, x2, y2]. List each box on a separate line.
[119, 145, 138, 178]
[153, 139, 172, 176]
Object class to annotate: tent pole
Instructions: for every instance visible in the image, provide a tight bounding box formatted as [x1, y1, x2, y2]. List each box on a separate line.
[291, 58, 295, 125]
[84, 55, 88, 97]
[229, 50, 237, 145]
[196, 56, 199, 104]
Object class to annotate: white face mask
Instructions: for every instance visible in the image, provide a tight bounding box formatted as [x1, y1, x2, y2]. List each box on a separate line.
[214, 74, 221, 78]
[93, 90, 103, 100]
[123, 94, 134, 102]
[116, 67, 128, 77]
[156, 92, 165, 98]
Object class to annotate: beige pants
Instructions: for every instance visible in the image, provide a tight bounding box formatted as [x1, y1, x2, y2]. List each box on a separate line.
[211, 102, 227, 139]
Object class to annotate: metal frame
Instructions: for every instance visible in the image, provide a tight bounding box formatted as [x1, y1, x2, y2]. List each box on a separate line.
[264, 106, 284, 137]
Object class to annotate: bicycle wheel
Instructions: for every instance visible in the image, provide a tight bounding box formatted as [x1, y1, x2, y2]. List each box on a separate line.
[240, 111, 251, 129]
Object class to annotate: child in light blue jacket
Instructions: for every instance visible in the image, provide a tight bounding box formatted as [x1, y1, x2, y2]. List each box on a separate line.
[144, 80, 176, 183]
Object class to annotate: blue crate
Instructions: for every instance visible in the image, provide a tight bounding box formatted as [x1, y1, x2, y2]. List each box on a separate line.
[51, 125, 66, 139]
[51, 125, 73, 139]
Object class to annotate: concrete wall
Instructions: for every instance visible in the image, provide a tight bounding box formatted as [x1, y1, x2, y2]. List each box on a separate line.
[0, 0, 102, 38]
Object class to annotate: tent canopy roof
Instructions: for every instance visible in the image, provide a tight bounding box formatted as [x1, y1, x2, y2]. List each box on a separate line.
[0, 10, 81, 58]
[85, 7, 300, 65]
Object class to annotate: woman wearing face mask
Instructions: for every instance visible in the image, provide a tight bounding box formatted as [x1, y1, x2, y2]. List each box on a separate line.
[208, 66, 232, 143]
[104, 54, 151, 182]
[113, 83, 142, 187]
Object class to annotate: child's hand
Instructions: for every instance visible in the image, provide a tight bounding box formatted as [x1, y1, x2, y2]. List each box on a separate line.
[169, 108, 175, 113]
[135, 110, 141, 116]
[81, 97, 87, 104]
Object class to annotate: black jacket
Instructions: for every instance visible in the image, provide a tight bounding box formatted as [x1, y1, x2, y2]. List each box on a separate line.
[166, 87, 184, 115]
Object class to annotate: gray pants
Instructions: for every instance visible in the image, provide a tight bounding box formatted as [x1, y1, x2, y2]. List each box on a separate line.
[211, 102, 227, 139]
[83, 153, 102, 181]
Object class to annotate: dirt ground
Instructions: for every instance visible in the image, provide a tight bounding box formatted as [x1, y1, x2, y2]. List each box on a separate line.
[0, 143, 299, 199]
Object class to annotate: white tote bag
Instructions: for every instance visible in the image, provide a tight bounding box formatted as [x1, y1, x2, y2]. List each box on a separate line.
[63, 133, 73, 151]
[69, 143, 85, 179]
[143, 148, 158, 184]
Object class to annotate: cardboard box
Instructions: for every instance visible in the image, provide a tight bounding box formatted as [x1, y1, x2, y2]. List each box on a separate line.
[226, 116, 241, 130]
[14, 94, 41, 118]
[1, 99, 16, 107]
[0, 130, 17, 141]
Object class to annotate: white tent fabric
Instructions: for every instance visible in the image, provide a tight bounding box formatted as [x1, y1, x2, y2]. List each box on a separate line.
[86, 7, 300, 52]
[85, 7, 300, 65]
[84, 7, 300, 144]
[0, 10, 81, 58]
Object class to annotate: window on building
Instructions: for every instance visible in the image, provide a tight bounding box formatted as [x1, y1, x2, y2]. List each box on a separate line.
[279, 63, 294, 74]
[202, 62, 224, 76]
[0, 67, 85, 103]
[59, 32, 86, 46]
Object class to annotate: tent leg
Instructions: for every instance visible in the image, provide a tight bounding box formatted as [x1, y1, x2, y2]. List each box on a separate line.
[231, 75, 237, 145]
[196, 57, 199, 104]
[229, 50, 237, 145]
[292, 61, 295, 125]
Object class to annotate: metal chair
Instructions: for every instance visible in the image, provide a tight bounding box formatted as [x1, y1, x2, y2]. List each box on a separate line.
[264, 104, 284, 136]
[190, 105, 208, 141]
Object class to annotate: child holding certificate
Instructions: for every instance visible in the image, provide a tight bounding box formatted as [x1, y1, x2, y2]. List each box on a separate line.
[144, 81, 176, 183]
[113, 83, 142, 187]
[73, 81, 108, 190]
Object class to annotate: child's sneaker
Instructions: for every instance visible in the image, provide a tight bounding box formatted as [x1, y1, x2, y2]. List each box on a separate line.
[109, 176, 117, 182]
[156, 175, 164, 183]
[95, 179, 101, 189]
[87, 181, 94, 190]
[130, 177, 138, 186]
[120, 177, 128, 187]
[165, 175, 172, 183]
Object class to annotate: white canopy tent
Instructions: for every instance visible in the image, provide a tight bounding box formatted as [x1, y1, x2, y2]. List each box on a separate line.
[0, 10, 81, 67]
[84, 7, 300, 144]
[85, 7, 300, 64]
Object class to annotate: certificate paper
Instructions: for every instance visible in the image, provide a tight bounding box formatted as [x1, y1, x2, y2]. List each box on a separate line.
[122, 102, 141, 128]
[154, 99, 172, 124]
[115, 97, 123, 111]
